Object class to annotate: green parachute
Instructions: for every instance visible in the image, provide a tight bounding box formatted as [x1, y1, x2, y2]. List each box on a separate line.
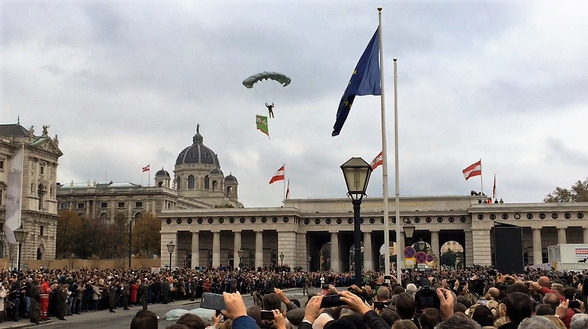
[242, 72, 291, 88]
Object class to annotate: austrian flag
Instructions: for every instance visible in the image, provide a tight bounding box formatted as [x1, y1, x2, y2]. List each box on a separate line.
[462, 160, 482, 181]
[142, 165, 150, 172]
[269, 165, 285, 184]
[370, 151, 383, 170]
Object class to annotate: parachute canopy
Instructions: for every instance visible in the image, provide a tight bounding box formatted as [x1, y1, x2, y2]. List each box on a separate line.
[242, 71, 291, 89]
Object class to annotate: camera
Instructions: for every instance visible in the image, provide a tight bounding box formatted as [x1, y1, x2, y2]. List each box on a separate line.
[320, 294, 347, 308]
[415, 287, 440, 312]
[260, 310, 275, 320]
[200, 292, 226, 311]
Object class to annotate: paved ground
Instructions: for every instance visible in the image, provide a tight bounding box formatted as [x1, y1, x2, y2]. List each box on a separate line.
[0, 287, 315, 329]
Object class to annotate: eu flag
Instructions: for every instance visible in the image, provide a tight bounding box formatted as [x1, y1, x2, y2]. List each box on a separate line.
[332, 28, 381, 137]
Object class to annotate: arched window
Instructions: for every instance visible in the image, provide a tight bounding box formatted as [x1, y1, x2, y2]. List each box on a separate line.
[0, 241, 4, 258]
[204, 175, 210, 190]
[188, 175, 195, 189]
[212, 180, 217, 191]
[38, 184, 45, 210]
[37, 247, 43, 260]
[100, 213, 109, 223]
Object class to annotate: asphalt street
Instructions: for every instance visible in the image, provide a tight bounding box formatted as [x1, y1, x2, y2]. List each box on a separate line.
[0, 287, 314, 329]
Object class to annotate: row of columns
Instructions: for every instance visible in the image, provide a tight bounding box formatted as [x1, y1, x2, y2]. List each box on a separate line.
[530, 227, 588, 265]
[329, 230, 442, 272]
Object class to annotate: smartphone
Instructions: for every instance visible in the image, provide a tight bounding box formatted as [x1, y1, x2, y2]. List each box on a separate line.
[260, 310, 275, 320]
[321, 284, 330, 290]
[384, 275, 391, 284]
[200, 292, 226, 311]
[320, 294, 346, 308]
[569, 300, 580, 309]
[373, 301, 390, 309]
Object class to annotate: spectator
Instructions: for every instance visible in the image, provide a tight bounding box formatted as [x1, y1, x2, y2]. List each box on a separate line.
[130, 309, 158, 329]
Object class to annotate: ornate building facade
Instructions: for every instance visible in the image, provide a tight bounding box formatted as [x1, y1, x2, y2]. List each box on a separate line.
[56, 125, 242, 250]
[0, 123, 62, 266]
[159, 192, 588, 272]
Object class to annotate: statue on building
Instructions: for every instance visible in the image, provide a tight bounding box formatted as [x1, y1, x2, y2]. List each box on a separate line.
[42, 125, 50, 136]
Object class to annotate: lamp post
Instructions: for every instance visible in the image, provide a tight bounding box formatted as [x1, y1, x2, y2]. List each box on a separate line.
[403, 223, 415, 248]
[279, 252, 284, 267]
[341, 157, 373, 286]
[417, 238, 426, 252]
[14, 225, 28, 273]
[237, 249, 243, 269]
[128, 218, 133, 269]
[166, 241, 175, 269]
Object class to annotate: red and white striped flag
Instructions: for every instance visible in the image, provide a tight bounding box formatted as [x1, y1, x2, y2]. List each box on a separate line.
[462, 160, 481, 180]
[370, 151, 383, 170]
[269, 165, 285, 184]
[492, 174, 496, 200]
[285, 179, 290, 199]
[142, 164, 150, 172]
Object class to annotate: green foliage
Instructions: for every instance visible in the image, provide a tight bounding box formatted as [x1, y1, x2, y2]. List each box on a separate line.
[56, 210, 83, 259]
[132, 214, 161, 257]
[545, 178, 588, 202]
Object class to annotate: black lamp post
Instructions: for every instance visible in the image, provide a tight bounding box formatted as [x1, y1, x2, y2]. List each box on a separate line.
[279, 252, 284, 267]
[418, 238, 426, 252]
[237, 249, 243, 269]
[403, 222, 415, 247]
[128, 218, 133, 269]
[341, 157, 373, 286]
[166, 241, 175, 269]
[14, 225, 28, 273]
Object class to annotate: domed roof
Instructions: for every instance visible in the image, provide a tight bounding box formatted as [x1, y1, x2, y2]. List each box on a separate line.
[225, 173, 238, 183]
[209, 168, 224, 176]
[155, 168, 170, 177]
[176, 125, 220, 166]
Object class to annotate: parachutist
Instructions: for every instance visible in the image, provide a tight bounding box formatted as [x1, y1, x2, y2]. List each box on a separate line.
[265, 102, 275, 118]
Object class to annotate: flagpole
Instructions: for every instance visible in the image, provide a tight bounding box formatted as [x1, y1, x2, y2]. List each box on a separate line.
[283, 164, 286, 201]
[479, 158, 483, 195]
[377, 7, 392, 279]
[393, 57, 403, 284]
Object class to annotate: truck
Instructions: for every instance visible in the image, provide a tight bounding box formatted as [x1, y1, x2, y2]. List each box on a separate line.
[547, 244, 588, 271]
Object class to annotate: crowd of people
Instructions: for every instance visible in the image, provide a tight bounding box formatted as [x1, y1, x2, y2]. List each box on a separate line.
[0, 265, 587, 329]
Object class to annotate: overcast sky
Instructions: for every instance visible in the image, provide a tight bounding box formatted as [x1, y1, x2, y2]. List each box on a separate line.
[2, 0, 587, 207]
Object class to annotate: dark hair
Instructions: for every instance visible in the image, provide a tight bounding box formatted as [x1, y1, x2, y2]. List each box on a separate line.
[535, 304, 555, 316]
[380, 309, 401, 327]
[435, 315, 481, 329]
[394, 292, 415, 320]
[130, 310, 158, 329]
[504, 292, 533, 325]
[391, 319, 418, 329]
[419, 308, 440, 329]
[262, 293, 281, 311]
[176, 313, 206, 329]
[166, 325, 189, 329]
[472, 305, 494, 326]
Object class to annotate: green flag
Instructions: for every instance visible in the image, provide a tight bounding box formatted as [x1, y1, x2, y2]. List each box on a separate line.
[256, 115, 269, 137]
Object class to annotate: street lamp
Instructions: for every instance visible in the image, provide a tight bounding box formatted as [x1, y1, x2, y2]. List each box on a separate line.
[279, 252, 284, 267]
[341, 157, 373, 286]
[237, 249, 243, 269]
[418, 238, 427, 252]
[403, 222, 415, 247]
[166, 240, 175, 269]
[14, 225, 28, 273]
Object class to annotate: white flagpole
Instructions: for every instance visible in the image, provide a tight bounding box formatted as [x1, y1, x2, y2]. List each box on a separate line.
[283, 164, 286, 201]
[377, 7, 392, 279]
[393, 57, 402, 284]
[479, 158, 483, 195]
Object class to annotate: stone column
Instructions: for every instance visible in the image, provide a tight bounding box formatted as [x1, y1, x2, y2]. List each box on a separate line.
[255, 230, 264, 268]
[233, 231, 242, 268]
[161, 232, 177, 268]
[212, 231, 221, 268]
[431, 230, 440, 270]
[533, 228, 542, 265]
[330, 232, 340, 273]
[363, 232, 373, 271]
[191, 232, 199, 269]
[558, 227, 567, 244]
[470, 229, 492, 266]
